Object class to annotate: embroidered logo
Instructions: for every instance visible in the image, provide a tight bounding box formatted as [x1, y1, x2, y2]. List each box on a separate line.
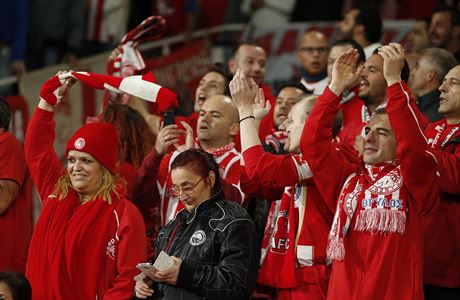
[190, 230, 206, 246]
[106, 238, 116, 260]
[74, 137, 86, 149]
[368, 169, 403, 195]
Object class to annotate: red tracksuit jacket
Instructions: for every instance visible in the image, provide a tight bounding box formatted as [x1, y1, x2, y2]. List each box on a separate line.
[301, 83, 439, 300]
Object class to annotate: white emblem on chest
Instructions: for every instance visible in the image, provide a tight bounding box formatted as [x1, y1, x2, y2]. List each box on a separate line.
[106, 238, 116, 260]
[368, 169, 403, 195]
[190, 230, 206, 246]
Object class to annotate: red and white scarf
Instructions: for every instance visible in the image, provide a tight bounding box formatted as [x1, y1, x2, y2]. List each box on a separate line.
[102, 16, 167, 111]
[40, 71, 178, 113]
[327, 160, 406, 261]
[264, 128, 288, 153]
[426, 121, 460, 150]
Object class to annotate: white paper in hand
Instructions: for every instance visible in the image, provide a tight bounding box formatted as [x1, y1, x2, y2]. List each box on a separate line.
[153, 251, 174, 272]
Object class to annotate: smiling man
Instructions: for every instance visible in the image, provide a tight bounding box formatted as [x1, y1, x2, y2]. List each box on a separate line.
[301, 45, 440, 299]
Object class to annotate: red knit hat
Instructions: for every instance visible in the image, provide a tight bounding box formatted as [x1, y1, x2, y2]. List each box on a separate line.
[65, 122, 118, 174]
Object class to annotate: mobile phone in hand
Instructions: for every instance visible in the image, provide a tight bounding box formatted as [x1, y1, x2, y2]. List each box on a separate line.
[136, 262, 156, 273]
[163, 110, 175, 126]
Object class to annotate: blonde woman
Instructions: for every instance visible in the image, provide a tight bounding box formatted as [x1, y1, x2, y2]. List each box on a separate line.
[24, 74, 146, 299]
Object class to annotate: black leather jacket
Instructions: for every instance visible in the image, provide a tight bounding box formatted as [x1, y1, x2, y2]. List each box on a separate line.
[146, 190, 259, 299]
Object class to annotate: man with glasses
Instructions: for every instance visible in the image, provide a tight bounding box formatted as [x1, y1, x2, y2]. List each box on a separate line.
[296, 30, 329, 94]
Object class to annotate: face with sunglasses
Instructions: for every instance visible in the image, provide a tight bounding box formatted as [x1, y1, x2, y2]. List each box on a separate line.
[170, 167, 216, 212]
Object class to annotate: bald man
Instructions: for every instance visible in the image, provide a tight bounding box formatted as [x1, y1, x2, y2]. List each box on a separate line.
[134, 95, 247, 233]
[296, 30, 329, 94]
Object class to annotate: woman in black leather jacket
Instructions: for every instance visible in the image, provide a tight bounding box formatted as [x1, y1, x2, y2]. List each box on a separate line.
[134, 148, 259, 300]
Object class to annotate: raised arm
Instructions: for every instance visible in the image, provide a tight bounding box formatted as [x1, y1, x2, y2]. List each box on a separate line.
[301, 49, 361, 203]
[24, 73, 75, 199]
[229, 68, 302, 190]
[379, 43, 439, 216]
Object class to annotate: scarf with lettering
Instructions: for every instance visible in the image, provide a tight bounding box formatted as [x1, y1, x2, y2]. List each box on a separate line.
[257, 187, 297, 288]
[426, 120, 460, 150]
[327, 159, 406, 261]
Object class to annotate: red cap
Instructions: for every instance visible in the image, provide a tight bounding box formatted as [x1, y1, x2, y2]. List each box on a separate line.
[65, 123, 118, 174]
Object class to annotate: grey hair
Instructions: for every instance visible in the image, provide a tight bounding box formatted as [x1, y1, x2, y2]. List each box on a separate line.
[422, 48, 458, 84]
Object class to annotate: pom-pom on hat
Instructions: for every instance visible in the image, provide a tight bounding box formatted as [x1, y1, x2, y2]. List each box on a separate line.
[65, 122, 118, 174]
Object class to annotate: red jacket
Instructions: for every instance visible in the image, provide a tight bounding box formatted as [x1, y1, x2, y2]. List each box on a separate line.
[337, 86, 367, 147]
[301, 83, 439, 300]
[423, 119, 460, 288]
[242, 145, 334, 294]
[0, 132, 33, 273]
[25, 108, 146, 300]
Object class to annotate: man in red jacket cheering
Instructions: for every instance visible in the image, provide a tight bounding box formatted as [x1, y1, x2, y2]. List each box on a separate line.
[301, 45, 440, 299]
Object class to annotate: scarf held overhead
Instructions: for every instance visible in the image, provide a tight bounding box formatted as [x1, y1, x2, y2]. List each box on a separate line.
[39, 71, 178, 113]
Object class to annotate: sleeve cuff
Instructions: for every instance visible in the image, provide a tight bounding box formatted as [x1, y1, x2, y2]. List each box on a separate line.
[176, 259, 194, 290]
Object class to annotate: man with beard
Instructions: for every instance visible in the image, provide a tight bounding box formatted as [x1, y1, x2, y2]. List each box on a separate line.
[347, 49, 410, 152]
[429, 6, 460, 62]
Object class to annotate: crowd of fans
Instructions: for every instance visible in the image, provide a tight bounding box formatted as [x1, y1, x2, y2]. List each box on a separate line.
[0, 1, 460, 300]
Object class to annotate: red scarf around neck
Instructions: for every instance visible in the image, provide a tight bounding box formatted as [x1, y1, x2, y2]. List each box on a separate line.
[327, 160, 406, 261]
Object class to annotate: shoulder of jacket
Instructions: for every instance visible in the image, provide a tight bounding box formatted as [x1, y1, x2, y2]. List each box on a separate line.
[207, 200, 253, 232]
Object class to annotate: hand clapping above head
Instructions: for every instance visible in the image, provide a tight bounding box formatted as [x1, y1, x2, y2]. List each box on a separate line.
[377, 43, 406, 86]
[329, 48, 363, 96]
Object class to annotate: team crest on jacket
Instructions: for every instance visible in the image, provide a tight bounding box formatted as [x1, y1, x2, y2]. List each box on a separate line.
[190, 230, 206, 246]
[74, 137, 86, 149]
[368, 169, 402, 195]
[106, 238, 116, 260]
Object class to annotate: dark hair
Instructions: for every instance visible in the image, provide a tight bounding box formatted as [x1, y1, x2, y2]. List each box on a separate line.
[331, 39, 366, 63]
[207, 63, 232, 96]
[372, 48, 411, 83]
[101, 104, 155, 168]
[231, 41, 264, 58]
[0, 97, 11, 131]
[0, 272, 32, 300]
[432, 5, 460, 26]
[171, 149, 222, 194]
[355, 6, 383, 44]
[275, 81, 311, 97]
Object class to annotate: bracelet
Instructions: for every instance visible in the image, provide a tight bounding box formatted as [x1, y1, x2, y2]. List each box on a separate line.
[239, 115, 255, 123]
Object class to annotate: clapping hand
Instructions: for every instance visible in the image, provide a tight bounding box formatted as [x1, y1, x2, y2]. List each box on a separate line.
[329, 48, 363, 96]
[253, 87, 271, 122]
[378, 43, 405, 86]
[229, 68, 259, 117]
